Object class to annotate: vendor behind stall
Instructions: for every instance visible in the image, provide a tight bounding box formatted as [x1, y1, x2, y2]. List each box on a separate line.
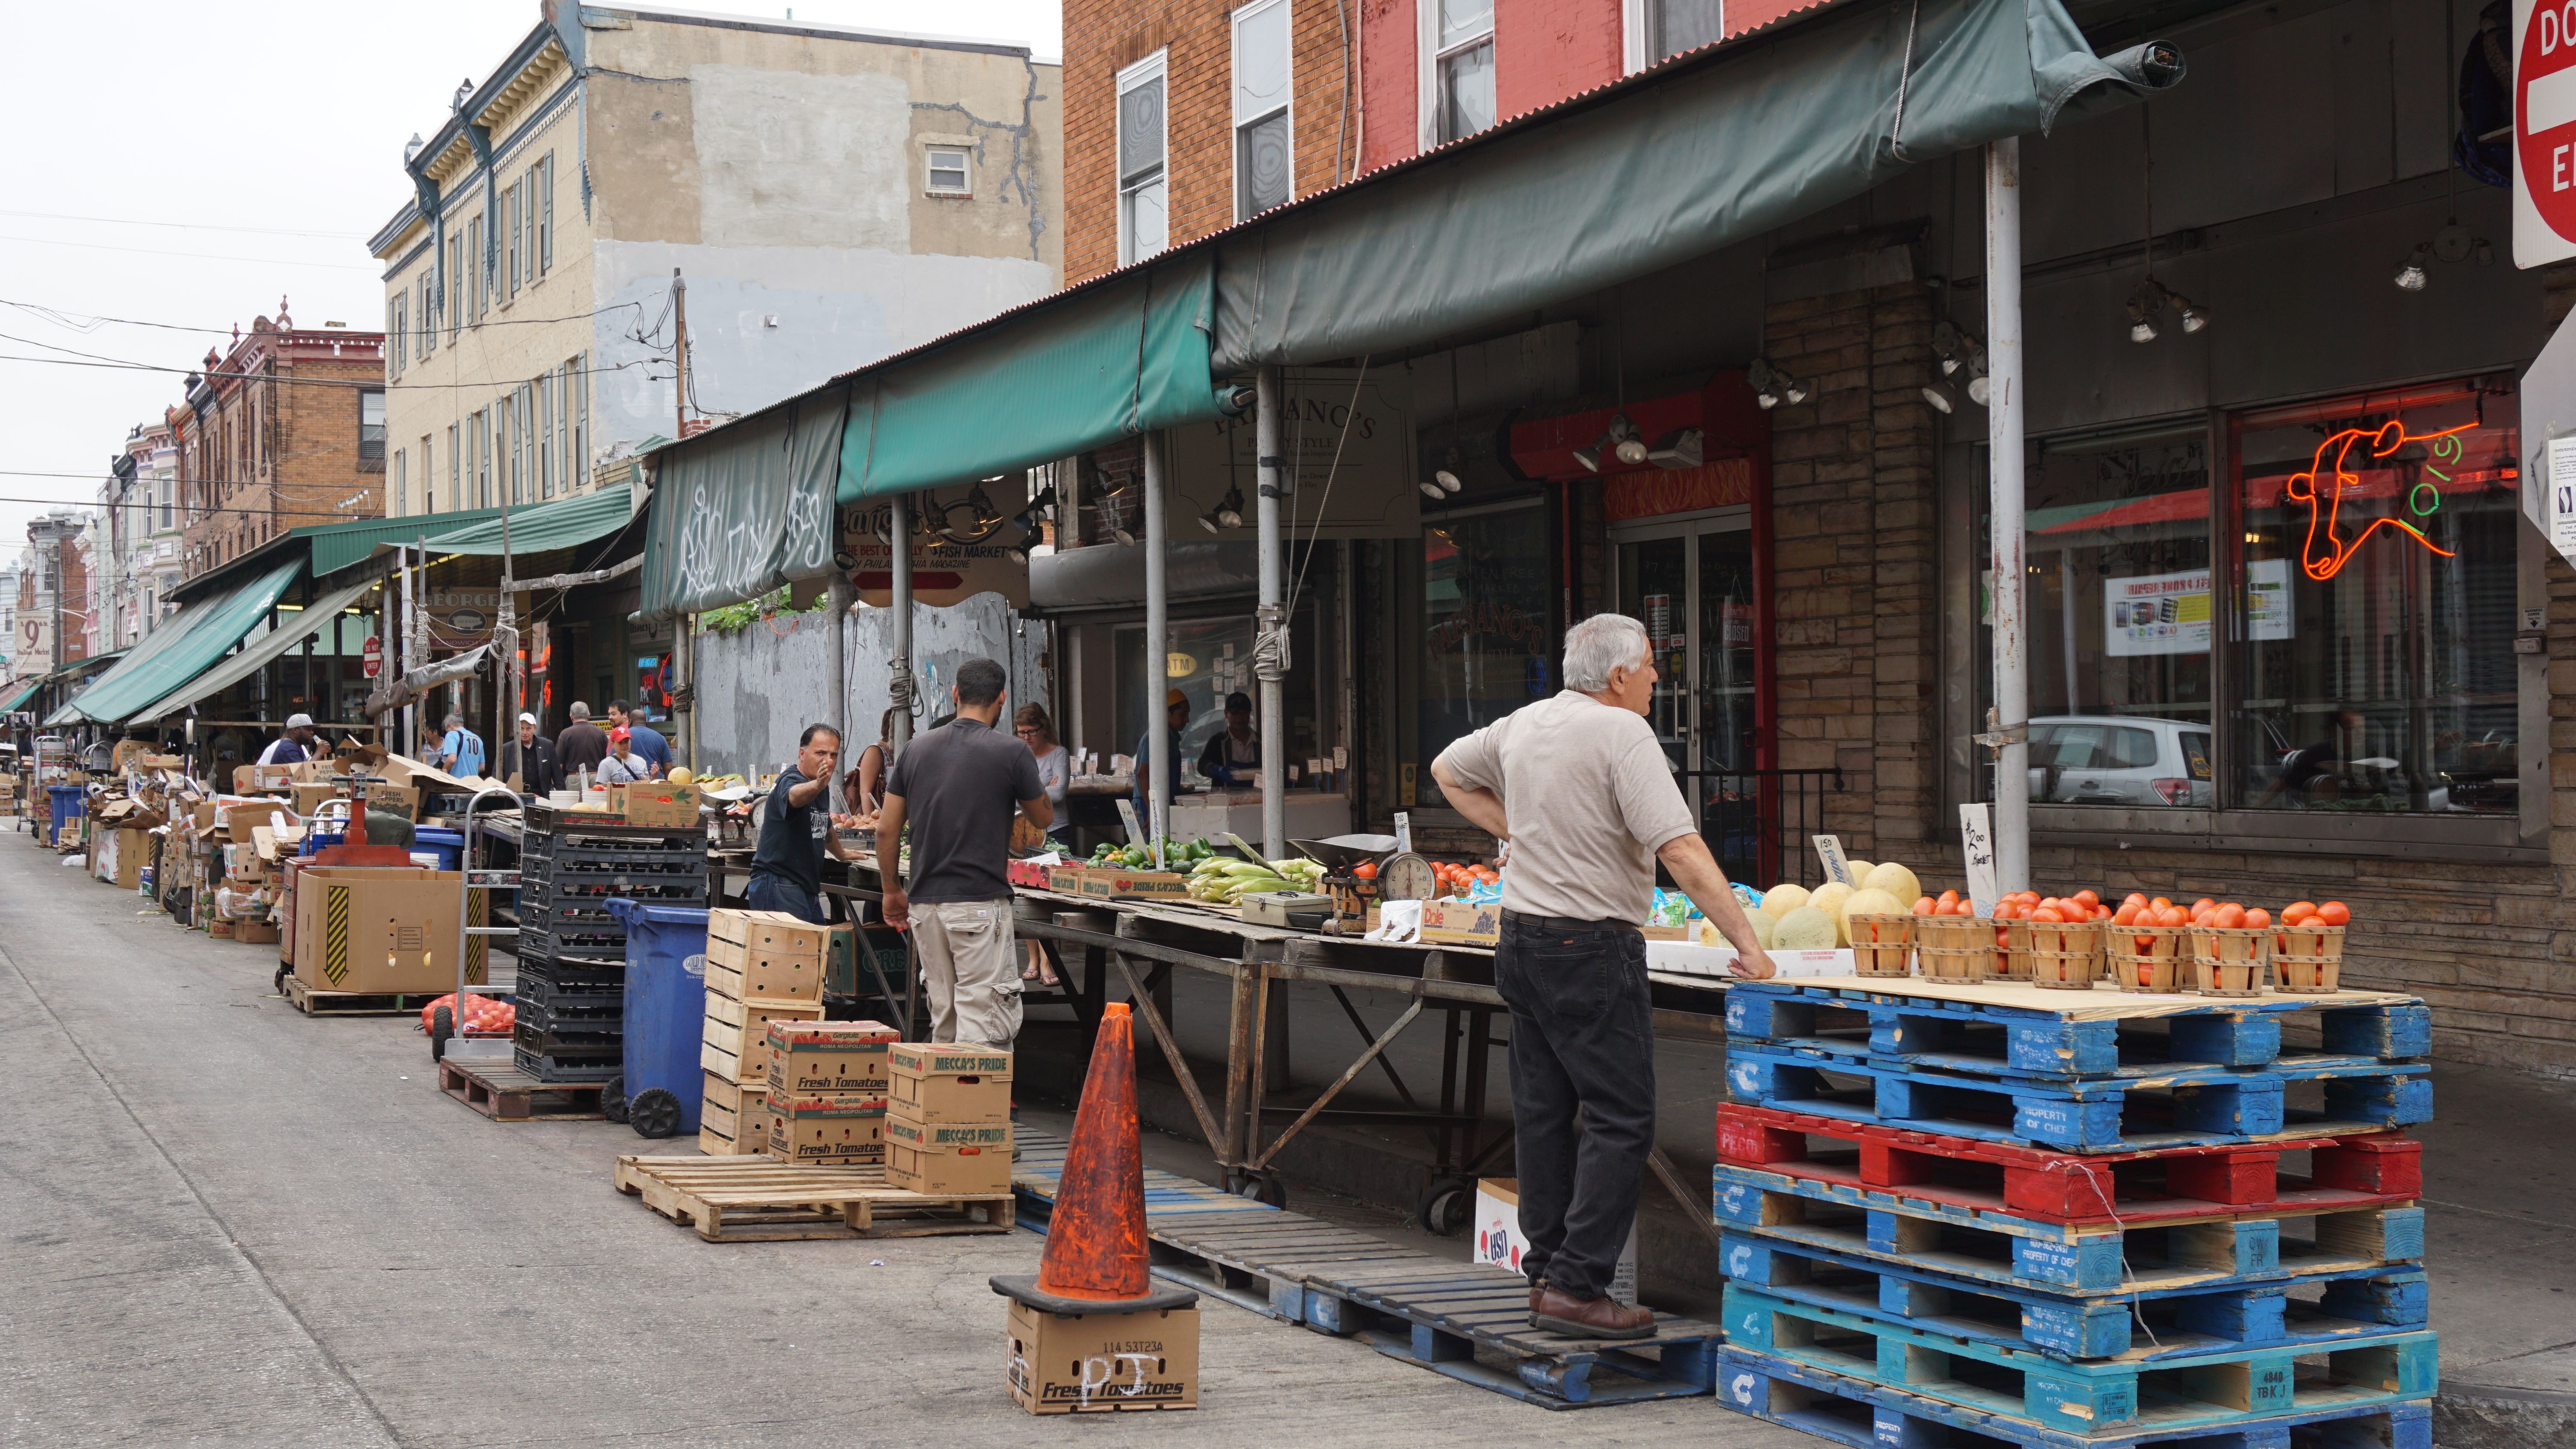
[1196, 691, 1261, 787]
[1132, 688, 1190, 822]
[746, 724, 861, 924]
[1430, 612, 1774, 1341]
[257, 713, 318, 767]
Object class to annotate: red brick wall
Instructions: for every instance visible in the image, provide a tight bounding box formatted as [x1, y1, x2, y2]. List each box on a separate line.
[1358, 0, 1416, 172]
[1495, 0, 1622, 121]
[1063, 0, 1361, 286]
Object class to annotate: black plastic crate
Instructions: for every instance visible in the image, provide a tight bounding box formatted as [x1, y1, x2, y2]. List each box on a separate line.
[515, 1019, 622, 1052]
[518, 900, 626, 932]
[514, 925, 629, 968]
[518, 876, 704, 909]
[513, 958, 626, 993]
[513, 996, 623, 1032]
[519, 848, 707, 882]
[514, 1045, 621, 1082]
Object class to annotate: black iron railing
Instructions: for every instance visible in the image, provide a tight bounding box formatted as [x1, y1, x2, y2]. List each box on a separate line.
[1675, 767, 1847, 890]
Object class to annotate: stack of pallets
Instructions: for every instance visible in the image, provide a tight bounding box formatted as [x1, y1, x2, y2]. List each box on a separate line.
[512, 809, 705, 1082]
[1713, 976, 2438, 1449]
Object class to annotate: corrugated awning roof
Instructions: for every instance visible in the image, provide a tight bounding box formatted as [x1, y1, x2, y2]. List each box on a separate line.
[415, 484, 635, 559]
[47, 558, 304, 726]
[128, 576, 377, 724]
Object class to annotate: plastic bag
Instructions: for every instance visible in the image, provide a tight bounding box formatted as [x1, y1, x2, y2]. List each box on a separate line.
[421, 992, 515, 1037]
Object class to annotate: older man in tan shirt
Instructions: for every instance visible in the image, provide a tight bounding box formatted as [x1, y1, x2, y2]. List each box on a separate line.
[1433, 612, 1773, 1339]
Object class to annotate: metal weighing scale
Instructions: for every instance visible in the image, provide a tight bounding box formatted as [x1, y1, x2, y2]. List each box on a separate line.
[1288, 834, 1426, 934]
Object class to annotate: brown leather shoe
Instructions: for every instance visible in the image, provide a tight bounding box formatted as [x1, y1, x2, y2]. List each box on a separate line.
[1530, 1283, 1655, 1339]
[1527, 1279, 1546, 1318]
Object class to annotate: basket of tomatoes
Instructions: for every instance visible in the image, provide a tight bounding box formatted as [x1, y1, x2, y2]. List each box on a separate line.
[2166, 899, 2275, 997]
[1910, 893, 1998, 982]
[1988, 891, 2111, 988]
[2271, 900, 2350, 993]
[1845, 911, 1917, 977]
[2106, 894, 2195, 993]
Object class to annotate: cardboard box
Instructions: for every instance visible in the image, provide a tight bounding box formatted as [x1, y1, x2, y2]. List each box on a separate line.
[883, 1116, 1013, 1194]
[766, 1020, 899, 1096]
[766, 1097, 887, 1165]
[704, 910, 835, 1003]
[234, 920, 280, 945]
[1472, 1178, 1636, 1306]
[1007, 858, 1062, 890]
[1004, 1300, 1199, 1415]
[363, 782, 421, 821]
[1418, 897, 1502, 946]
[700, 994, 826, 1085]
[1046, 863, 1089, 893]
[1077, 869, 1190, 900]
[609, 781, 702, 827]
[887, 1042, 1013, 1124]
[699, 1072, 772, 1156]
[291, 865, 483, 994]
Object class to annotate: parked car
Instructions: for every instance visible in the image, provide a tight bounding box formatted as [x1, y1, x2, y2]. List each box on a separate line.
[2025, 715, 2212, 807]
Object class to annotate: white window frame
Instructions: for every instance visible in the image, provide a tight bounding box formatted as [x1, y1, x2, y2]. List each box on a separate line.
[1116, 49, 1171, 267]
[1231, 0, 1294, 221]
[1418, 0, 1497, 151]
[1621, 0, 1647, 73]
[924, 145, 973, 197]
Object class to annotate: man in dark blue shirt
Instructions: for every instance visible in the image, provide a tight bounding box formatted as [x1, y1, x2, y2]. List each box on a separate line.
[610, 699, 671, 776]
[747, 723, 859, 924]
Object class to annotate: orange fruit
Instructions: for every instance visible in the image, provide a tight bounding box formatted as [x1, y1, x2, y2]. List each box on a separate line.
[2317, 901, 2350, 927]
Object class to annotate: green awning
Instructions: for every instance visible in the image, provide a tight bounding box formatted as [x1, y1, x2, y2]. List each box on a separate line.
[311, 509, 504, 577]
[0, 679, 38, 714]
[127, 576, 377, 724]
[1209, 0, 2181, 369]
[46, 558, 304, 726]
[639, 256, 1223, 617]
[420, 484, 635, 557]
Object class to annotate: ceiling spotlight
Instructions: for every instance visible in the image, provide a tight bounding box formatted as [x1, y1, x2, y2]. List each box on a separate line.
[2126, 280, 2165, 343]
[2393, 244, 2430, 292]
[1965, 357, 1993, 407]
[1573, 415, 1642, 473]
[1749, 358, 1786, 409]
[1647, 428, 1702, 470]
[2174, 293, 2211, 333]
[1782, 374, 1810, 406]
[1920, 380, 1956, 414]
[1201, 509, 1226, 533]
[1214, 485, 1244, 528]
[1434, 468, 1463, 493]
[1419, 478, 1447, 500]
[1112, 525, 1135, 546]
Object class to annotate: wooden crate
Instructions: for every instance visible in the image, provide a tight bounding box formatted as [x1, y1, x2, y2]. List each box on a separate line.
[611, 1154, 1014, 1242]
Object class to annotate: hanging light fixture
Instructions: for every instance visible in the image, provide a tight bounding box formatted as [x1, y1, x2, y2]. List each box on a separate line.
[2392, 244, 2430, 292]
[1920, 379, 1957, 414]
[1572, 415, 1644, 473]
[1748, 358, 1798, 410]
[2125, 280, 2165, 343]
[2172, 291, 2211, 333]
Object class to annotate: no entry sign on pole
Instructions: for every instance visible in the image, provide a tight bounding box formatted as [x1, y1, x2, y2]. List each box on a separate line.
[362, 635, 383, 679]
[2517, 0, 2576, 266]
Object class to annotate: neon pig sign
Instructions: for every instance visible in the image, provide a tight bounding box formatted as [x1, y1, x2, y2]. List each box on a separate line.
[2280, 421, 2470, 581]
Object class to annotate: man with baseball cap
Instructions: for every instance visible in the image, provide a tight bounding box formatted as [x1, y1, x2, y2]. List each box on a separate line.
[499, 712, 558, 796]
[257, 713, 319, 767]
[1131, 687, 1191, 822]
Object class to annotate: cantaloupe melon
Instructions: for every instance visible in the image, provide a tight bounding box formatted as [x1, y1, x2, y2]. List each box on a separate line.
[1840, 887, 1905, 937]
[1805, 882, 1856, 946]
[1844, 861, 1874, 886]
[1764, 882, 1810, 915]
[1744, 907, 1777, 949]
[1772, 904, 1839, 950]
[668, 766, 696, 786]
[1860, 862, 1920, 908]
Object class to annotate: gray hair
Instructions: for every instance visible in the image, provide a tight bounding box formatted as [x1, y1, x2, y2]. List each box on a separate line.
[1562, 613, 1652, 693]
[568, 702, 591, 721]
[442, 712, 465, 728]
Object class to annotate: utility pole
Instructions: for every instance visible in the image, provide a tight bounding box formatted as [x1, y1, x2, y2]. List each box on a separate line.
[1985, 138, 2029, 894]
[671, 268, 689, 439]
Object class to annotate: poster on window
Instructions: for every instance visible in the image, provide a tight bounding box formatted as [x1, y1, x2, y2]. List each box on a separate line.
[2104, 561, 2290, 656]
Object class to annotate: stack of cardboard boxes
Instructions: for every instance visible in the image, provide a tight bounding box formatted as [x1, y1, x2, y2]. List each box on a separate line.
[761, 1020, 899, 1164]
[697, 908, 835, 1155]
[884, 1043, 1014, 1196]
[0, 770, 19, 823]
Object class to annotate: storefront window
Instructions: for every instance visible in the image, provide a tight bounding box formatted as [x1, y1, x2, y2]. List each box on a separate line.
[2012, 425, 2213, 807]
[1419, 503, 1552, 806]
[2233, 387, 2518, 814]
[1115, 615, 1255, 783]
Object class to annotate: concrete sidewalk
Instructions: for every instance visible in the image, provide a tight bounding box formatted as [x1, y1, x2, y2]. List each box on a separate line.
[0, 841, 1804, 1449]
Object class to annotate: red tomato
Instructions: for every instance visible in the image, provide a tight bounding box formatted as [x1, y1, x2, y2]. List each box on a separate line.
[1912, 896, 1935, 914]
[2190, 898, 2217, 915]
[2317, 900, 2351, 927]
[2150, 896, 2173, 911]
[2122, 891, 2150, 909]
[2073, 889, 2101, 907]
[2242, 908, 2271, 929]
[2211, 903, 2246, 929]
[2281, 900, 2315, 925]
[2031, 906, 2065, 923]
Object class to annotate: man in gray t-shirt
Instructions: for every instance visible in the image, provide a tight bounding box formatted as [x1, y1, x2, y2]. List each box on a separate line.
[878, 657, 1050, 1049]
[1433, 613, 1772, 1341]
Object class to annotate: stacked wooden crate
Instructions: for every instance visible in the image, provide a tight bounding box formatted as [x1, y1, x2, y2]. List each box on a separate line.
[696, 909, 832, 1155]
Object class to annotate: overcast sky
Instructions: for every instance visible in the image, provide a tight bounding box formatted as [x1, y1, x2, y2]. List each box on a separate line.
[0, 0, 1060, 554]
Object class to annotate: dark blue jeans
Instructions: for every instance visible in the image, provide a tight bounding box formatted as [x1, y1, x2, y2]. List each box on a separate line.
[744, 870, 826, 924]
[1492, 912, 1655, 1301]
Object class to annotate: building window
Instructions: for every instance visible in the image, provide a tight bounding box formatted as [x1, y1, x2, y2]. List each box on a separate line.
[925, 146, 972, 196]
[468, 214, 486, 319]
[388, 292, 407, 378]
[447, 421, 461, 512]
[359, 390, 386, 461]
[1117, 52, 1170, 267]
[1637, 0, 1724, 67]
[393, 448, 406, 512]
[1423, 0, 1496, 146]
[540, 370, 557, 498]
[536, 152, 554, 275]
[504, 181, 522, 297]
[1233, 0, 1294, 219]
[569, 352, 588, 490]
[1418, 503, 1552, 803]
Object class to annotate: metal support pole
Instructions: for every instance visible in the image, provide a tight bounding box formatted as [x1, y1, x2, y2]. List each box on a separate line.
[397, 543, 415, 757]
[1254, 366, 1287, 859]
[828, 572, 851, 753]
[1985, 138, 2030, 893]
[888, 493, 913, 749]
[1143, 430, 1171, 856]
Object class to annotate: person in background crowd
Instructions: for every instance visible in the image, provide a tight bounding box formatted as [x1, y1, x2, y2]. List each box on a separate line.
[747, 723, 861, 924]
[555, 701, 609, 782]
[1431, 612, 1774, 1341]
[845, 706, 901, 818]
[258, 713, 319, 767]
[440, 712, 488, 779]
[611, 698, 671, 776]
[598, 728, 650, 784]
[1196, 691, 1261, 788]
[878, 659, 1048, 1049]
[499, 712, 558, 797]
[1131, 688, 1191, 825]
[1014, 702, 1072, 987]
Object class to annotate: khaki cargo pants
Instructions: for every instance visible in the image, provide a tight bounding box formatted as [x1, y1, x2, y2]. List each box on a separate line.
[913, 899, 1023, 1050]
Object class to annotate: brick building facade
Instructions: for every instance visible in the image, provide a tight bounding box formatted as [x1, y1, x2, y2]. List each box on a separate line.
[174, 309, 385, 581]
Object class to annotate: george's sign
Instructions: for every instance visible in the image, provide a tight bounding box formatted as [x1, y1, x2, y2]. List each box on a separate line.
[2517, 0, 2576, 264]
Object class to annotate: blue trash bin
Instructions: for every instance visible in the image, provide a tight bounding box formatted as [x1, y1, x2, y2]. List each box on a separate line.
[47, 785, 84, 845]
[411, 828, 465, 871]
[608, 900, 710, 1139]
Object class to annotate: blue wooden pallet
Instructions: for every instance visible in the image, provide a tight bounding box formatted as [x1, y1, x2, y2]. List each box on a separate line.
[1726, 980, 2430, 1082]
[1725, 1287, 2436, 1437]
[1719, 1348, 2431, 1449]
[1720, 1230, 2428, 1361]
[1714, 1163, 2424, 1296]
[1727, 1046, 2431, 1152]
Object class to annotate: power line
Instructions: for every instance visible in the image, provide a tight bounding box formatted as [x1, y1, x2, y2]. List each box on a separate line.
[0, 349, 653, 392]
[2, 295, 651, 337]
[0, 233, 376, 270]
[0, 208, 366, 240]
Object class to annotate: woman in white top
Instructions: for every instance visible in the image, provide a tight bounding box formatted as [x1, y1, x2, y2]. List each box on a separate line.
[598, 728, 651, 784]
[1014, 703, 1072, 986]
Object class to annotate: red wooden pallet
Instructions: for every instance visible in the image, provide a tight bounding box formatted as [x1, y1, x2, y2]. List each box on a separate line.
[1717, 1101, 2418, 1226]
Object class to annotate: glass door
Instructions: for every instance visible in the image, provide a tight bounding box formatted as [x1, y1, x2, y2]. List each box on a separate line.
[1617, 516, 1760, 882]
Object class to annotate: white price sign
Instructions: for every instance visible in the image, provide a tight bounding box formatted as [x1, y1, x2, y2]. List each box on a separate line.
[1957, 804, 1999, 918]
[1811, 835, 1855, 888]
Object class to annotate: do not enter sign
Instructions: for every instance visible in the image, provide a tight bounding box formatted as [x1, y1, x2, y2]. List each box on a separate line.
[2518, 0, 2576, 264]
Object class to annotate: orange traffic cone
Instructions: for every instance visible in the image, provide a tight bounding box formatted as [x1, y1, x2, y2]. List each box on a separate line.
[993, 1002, 1200, 1414]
